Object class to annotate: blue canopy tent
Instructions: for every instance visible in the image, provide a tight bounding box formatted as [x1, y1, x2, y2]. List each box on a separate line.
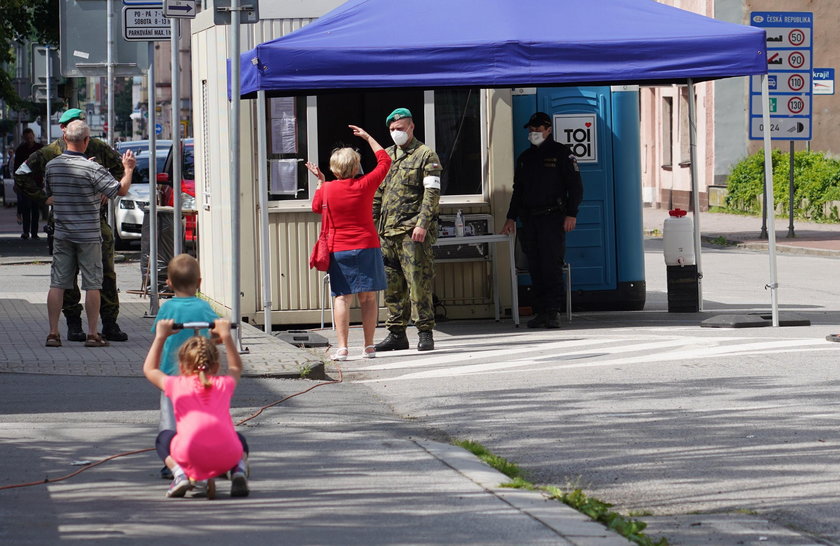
[233, 0, 782, 325]
[239, 0, 766, 93]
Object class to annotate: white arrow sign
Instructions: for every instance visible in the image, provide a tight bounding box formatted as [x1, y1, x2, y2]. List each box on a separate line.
[164, 0, 196, 19]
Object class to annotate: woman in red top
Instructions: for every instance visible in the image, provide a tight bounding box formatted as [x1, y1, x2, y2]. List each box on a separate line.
[307, 125, 392, 361]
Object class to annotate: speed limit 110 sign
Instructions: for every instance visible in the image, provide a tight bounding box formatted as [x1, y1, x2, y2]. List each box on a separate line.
[749, 11, 813, 140]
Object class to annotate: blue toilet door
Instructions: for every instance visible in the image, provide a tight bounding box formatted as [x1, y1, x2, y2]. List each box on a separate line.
[536, 87, 616, 292]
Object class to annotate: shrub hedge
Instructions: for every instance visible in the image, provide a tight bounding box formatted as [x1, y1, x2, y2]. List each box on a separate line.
[725, 150, 840, 221]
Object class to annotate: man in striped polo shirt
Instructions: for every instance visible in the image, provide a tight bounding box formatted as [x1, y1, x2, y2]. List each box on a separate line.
[44, 120, 136, 348]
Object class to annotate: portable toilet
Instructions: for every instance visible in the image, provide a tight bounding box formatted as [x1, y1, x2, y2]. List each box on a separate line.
[512, 86, 645, 311]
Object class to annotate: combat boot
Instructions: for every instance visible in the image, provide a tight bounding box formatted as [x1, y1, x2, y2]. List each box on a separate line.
[545, 312, 561, 329]
[66, 316, 86, 342]
[374, 331, 409, 352]
[417, 331, 434, 351]
[527, 313, 548, 329]
[102, 321, 129, 342]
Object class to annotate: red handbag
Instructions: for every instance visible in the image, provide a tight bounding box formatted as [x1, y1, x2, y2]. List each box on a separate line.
[309, 184, 332, 271]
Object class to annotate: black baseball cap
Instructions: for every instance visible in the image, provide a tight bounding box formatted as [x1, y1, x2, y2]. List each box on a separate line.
[524, 112, 551, 128]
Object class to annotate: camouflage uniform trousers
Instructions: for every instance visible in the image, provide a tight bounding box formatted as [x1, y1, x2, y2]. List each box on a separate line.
[62, 218, 120, 324]
[380, 233, 435, 333]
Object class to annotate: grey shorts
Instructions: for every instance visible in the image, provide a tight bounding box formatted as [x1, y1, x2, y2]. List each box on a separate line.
[50, 238, 104, 290]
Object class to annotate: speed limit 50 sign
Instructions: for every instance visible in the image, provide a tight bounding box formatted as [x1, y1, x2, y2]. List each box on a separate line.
[749, 11, 813, 140]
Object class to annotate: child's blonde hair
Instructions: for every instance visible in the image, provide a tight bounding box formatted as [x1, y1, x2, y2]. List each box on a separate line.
[167, 254, 201, 293]
[178, 336, 220, 388]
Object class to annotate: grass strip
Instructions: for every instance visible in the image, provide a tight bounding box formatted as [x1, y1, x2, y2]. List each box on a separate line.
[453, 439, 668, 546]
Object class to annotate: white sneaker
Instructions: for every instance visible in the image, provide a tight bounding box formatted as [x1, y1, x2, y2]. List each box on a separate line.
[165, 475, 191, 498]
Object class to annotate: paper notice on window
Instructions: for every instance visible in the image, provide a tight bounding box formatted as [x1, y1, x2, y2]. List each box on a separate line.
[270, 159, 299, 195]
[271, 118, 297, 154]
[270, 97, 297, 154]
[271, 97, 294, 118]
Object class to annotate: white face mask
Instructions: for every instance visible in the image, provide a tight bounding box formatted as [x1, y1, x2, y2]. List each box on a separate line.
[390, 130, 410, 146]
[528, 131, 546, 146]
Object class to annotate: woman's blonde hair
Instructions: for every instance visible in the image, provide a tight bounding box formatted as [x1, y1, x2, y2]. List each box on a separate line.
[178, 336, 220, 388]
[329, 147, 360, 179]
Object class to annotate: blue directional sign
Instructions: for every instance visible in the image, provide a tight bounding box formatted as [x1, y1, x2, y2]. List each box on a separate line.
[155, 123, 163, 136]
[749, 12, 813, 140]
[813, 68, 834, 95]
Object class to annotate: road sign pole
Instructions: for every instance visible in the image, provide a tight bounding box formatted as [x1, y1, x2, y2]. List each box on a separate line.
[170, 17, 182, 255]
[107, 0, 115, 145]
[148, 40, 160, 315]
[788, 141, 795, 238]
[230, 0, 243, 349]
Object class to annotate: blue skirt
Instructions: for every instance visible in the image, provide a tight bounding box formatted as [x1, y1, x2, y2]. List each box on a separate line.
[328, 247, 387, 296]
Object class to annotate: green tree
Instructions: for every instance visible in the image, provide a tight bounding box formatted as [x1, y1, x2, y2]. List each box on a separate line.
[0, 0, 59, 109]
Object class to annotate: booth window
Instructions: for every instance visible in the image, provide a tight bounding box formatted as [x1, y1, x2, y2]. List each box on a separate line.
[435, 89, 482, 196]
[266, 97, 308, 200]
[265, 89, 484, 201]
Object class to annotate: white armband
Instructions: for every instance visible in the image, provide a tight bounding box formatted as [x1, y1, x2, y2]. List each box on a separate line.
[423, 176, 441, 190]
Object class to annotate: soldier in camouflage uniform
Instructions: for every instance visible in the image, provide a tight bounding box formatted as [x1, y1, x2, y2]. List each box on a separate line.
[14, 109, 129, 342]
[372, 108, 442, 352]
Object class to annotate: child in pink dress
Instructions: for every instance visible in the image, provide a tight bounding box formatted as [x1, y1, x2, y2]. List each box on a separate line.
[143, 319, 249, 499]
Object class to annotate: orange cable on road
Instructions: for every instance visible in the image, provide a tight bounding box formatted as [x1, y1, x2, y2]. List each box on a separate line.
[0, 361, 342, 491]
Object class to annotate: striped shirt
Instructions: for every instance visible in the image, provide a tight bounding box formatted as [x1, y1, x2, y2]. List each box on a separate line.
[45, 151, 122, 243]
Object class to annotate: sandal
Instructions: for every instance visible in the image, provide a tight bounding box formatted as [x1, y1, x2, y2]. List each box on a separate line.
[330, 347, 349, 361]
[84, 334, 110, 347]
[45, 334, 62, 348]
[362, 345, 376, 359]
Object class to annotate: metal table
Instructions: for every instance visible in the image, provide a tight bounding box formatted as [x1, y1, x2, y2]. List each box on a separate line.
[433, 233, 519, 326]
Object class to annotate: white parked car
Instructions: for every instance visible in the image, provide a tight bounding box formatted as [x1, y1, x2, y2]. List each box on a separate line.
[111, 151, 166, 249]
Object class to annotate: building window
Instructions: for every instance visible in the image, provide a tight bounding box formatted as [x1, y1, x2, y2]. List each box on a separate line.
[264, 89, 484, 201]
[661, 96, 673, 168]
[678, 87, 692, 166]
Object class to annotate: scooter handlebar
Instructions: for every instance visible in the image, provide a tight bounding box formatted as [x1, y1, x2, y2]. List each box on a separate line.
[172, 321, 238, 330]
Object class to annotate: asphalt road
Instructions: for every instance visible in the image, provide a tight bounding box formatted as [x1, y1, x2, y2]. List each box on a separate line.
[330, 241, 840, 545]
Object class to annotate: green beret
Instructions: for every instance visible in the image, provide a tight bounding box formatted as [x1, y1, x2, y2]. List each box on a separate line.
[59, 108, 85, 125]
[385, 107, 413, 127]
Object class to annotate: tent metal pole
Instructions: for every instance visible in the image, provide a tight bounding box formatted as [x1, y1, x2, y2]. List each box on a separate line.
[687, 79, 703, 311]
[761, 75, 780, 327]
[256, 91, 271, 333]
[230, 0, 244, 348]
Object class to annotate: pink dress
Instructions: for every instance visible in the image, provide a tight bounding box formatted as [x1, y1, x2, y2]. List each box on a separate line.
[164, 375, 243, 480]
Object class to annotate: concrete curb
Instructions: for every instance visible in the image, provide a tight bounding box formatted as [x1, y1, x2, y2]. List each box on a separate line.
[417, 440, 632, 545]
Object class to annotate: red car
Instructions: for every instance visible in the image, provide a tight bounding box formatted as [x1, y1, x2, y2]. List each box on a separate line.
[157, 138, 197, 242]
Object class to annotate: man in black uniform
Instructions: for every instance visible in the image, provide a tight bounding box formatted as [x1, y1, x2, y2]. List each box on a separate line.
[501, 112, 583, 329]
